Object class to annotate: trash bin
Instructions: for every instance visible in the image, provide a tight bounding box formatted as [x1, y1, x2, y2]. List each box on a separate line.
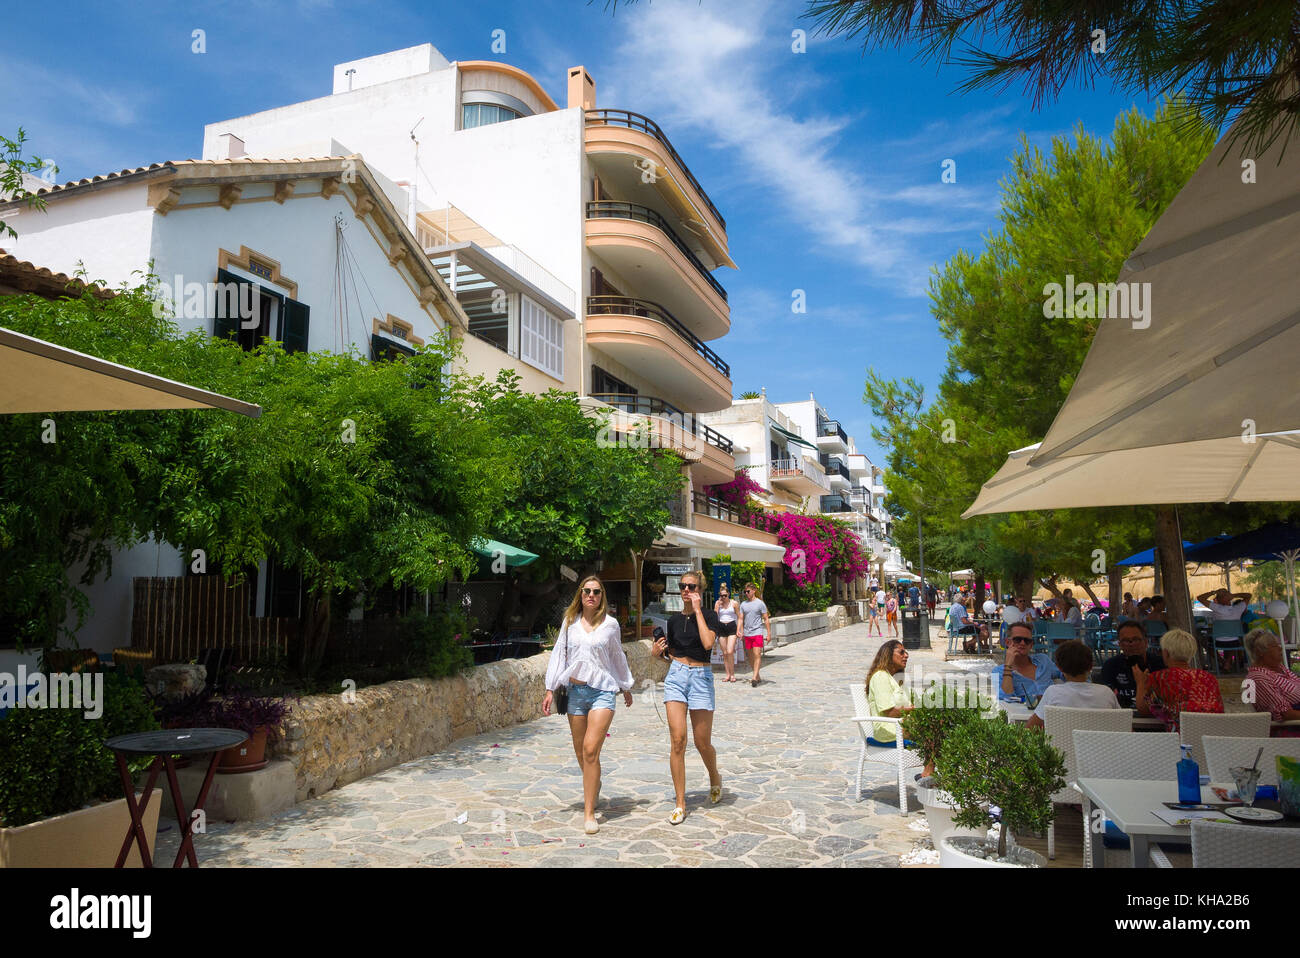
[902, 608, 930, 649]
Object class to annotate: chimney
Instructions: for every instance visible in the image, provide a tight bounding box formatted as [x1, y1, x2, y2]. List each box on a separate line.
[214, 133, 245, 160]
[567, 66, 596, 110]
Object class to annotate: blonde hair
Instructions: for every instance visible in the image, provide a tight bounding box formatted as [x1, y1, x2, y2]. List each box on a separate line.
[561, 576, 608, 629]
[1243, 627, 1280, 664]
[1159, 628, 1198, 666]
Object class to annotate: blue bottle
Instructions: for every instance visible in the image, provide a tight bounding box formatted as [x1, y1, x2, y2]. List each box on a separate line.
[1177, 745, 1200, 804]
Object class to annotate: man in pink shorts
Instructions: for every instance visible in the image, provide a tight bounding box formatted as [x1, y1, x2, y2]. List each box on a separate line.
[739, 582, 772, 687]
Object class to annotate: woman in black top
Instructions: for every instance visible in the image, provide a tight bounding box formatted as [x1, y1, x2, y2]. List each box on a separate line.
[651, 569, 724, 824]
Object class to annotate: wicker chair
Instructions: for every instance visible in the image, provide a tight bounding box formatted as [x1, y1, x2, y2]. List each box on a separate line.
[1043, 706, 1134, 860]
[1179, 712, 1271, 770]
[1191, 819, 1300, 867]
[849, 683, 923, 815]
[112, 647, 156, 677]
[1202, 736, 1300, 787]
[1073, 729, 1181, 868]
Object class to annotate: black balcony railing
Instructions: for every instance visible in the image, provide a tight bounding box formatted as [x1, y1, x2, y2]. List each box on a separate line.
[587, 296, 729, 377]
[585, 201, 728, 302]
[820, 495, 852, 513]
[819, 454, 850, 481]
[691, 491, 747, 524]
[591, 392, 734, 455]
[818, 419, 848, 445]
[585, 109, 727, 230]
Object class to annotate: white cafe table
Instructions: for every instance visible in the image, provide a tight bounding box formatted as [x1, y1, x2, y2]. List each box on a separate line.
[994, 699, 1166, 730]
[1076, 778, 1210, 868]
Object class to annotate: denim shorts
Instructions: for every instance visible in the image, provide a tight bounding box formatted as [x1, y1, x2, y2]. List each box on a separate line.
[662, 660, 716, 711]
[567, 682, 616, 716]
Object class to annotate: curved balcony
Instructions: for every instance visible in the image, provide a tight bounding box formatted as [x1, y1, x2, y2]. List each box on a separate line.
[585, 202, 729, 339]
[584, 109, 729, 263]
[590, 392, 735, 485]
[585, 296, 732, 411]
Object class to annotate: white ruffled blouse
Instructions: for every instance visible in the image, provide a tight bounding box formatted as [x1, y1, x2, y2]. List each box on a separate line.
[544, 614, 635, 693]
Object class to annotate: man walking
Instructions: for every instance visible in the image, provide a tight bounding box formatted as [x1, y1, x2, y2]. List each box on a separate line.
[739, 582, 772, 687]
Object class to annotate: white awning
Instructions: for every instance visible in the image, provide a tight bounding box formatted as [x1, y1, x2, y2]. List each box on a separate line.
[1028, 112, 1300, 466]
[654, 524, 788, 563]
[882, 560, 910, 576]
[949, 569, 974, 579]
[1, 326, 261, 417]
[964, 431, 1300, 517]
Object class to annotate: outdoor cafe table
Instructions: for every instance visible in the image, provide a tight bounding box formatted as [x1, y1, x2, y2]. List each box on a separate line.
[104, 728, 248, 868]
[1077, 777, 1297, 868]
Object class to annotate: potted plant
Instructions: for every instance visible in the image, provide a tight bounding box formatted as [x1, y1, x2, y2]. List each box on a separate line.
[157, 688, 292, 773]
[0, 672, 162, 867]
[934, 716, 1066, 868]
[899, 683, 991, 844]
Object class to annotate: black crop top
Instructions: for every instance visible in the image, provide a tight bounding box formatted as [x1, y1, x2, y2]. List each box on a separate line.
[666, 609, 722, 663]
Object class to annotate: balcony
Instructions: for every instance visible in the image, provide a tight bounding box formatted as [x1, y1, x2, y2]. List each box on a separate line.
[585, 201, 729, 339]
[584, 109, 729, 264]
[815, 419, 849, 454]
[769, 456, 830, 497]
[585, 296, 732, 411]
[690, 492, 781, 546]
[819, 454, 852, 491]
[847, 453, 870, 478]
[589, 392, 735, 485]
[819, 494, 853, 514]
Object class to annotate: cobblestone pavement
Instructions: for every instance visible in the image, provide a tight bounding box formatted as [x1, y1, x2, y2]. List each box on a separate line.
[157, 623, 964, 867]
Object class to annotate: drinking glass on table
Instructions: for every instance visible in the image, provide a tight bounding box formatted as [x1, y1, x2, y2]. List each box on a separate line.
[1229, 766, 1262, 806]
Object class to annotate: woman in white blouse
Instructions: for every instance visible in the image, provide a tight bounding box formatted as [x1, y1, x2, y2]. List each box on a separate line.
[714, 583, 741, 682]
[542, 576, 634, 835]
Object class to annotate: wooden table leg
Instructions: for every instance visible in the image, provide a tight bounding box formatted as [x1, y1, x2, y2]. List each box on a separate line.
[170, 750, 223, 868]
[114, 754, 160, 868]
[163, 754, 201, 868]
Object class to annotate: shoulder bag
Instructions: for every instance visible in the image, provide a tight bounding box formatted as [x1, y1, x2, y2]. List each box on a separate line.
[554, 621, 569, 715]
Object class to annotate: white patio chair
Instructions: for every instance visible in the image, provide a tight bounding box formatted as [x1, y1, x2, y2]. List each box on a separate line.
[1073, 729, 1181, 868]
[1202, 735, 1300, 787]
[1191, 819, 1300, 867]
[1178, 712, 1270, 770]
[849, 683, 923, 815]
[1043, 706, 1134, 860]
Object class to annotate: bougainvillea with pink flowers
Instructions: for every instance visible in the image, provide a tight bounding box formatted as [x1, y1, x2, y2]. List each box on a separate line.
[704, 469, 768, 509]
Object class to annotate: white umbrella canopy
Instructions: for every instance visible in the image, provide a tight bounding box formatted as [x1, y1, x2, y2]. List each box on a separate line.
[1029, 115, 1300, 467]
[964, 431, 1300, 518]
[0, 326, 260, 417]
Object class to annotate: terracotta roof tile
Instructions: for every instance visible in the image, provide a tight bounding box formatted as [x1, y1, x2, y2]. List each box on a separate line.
[0, 250, 116, 299]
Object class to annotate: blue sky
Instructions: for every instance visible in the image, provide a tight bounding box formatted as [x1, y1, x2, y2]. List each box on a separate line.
[3, 0, 1161, 464]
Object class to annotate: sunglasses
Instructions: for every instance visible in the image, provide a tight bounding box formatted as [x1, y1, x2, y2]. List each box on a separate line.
[581, 588, 602, 596]
[681, 583, 699, 591]
[1010, 636, 1032, 644]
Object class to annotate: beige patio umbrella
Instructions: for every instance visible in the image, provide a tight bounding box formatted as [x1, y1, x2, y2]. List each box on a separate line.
[964, 431, 1300, 518]
[1, 327, 260, 417]
[1028, 114, 1300, 467]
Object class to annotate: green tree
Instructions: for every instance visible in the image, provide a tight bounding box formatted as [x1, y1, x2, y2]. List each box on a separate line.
[1, 128, 53, 239]
[471, 372, 685, 633]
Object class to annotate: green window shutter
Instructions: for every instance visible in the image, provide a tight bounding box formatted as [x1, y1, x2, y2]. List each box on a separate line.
[212, 268, 244, 342]
[281, 298, 310, 354]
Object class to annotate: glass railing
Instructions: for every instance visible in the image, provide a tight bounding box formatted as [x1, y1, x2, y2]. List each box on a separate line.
[818, 419, 848, 444]
[586, 296, 729, 377]
[585, 201, 728, 302]
[584, 109, 726, 230]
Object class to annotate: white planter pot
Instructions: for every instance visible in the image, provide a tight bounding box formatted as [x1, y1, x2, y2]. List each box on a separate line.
[0, 794, 160, 868]
[939, 835, 1046, 869]
[915, 777, 985, 845]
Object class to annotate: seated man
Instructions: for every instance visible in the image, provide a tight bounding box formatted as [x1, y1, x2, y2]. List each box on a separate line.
[950, 597, 990, 652]
[1197, 587, 1252, 621]
[1099, 620, 1164, 710]
[994, 621, 1063, 701]
[1027, 640, 1120, 728]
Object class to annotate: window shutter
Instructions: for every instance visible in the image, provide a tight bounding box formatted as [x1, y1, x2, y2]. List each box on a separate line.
[281, 298, 310, 354]
[371, 333, 416, 363]
[212, 268, 244, 342]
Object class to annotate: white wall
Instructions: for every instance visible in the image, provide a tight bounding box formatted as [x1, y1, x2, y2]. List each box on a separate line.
[332, 44, 449, 94]
[1, 182, 155, 284]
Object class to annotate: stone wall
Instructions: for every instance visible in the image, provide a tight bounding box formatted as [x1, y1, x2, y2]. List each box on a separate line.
[271, 640, 669, 803]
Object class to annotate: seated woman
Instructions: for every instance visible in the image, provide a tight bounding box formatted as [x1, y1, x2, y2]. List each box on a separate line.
[1134, 628, 1223, 732]
[993, 621, 1063, 702]
[1243, 628, 1300, 735]
[1026, 640, 1119, 729]
[864, 640, 914, 747]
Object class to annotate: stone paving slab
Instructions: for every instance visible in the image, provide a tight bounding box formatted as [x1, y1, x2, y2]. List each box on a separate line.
[157, 623, 958, 867]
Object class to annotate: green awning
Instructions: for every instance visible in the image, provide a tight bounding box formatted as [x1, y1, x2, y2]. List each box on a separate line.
[470, 538, 539, 567]
[769, 420, 817, 451]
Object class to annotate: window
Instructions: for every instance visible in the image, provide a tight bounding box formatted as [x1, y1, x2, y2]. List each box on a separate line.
[211, 267, 309, 354]
[519, 295, 563, 379]
[371, 334, 416, 363]
[464, 300, 510, 353]
[462, 102, 522, 129]
[592, 365, 634, 396]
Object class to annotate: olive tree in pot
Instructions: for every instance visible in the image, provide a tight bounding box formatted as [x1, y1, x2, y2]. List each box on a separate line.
[900, 684, 992, 844]
[934, 716, 1066, 868]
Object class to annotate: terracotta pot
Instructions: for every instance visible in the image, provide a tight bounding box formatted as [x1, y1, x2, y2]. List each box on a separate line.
[217, 727, 268, 772]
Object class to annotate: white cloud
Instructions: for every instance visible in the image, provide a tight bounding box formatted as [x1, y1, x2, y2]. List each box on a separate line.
[7, 59, 142, 128]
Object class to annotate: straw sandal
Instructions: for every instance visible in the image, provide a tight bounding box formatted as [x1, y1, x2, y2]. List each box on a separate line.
[668, 807, 686, 825]
[709, 782, 723, 804]
[584, 819, 599, 835]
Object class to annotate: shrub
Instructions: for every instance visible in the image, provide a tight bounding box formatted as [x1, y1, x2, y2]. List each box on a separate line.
[398, 608, 474, 679]
[763, 581, 831, 614]
[899, 684, 991, 773]
[0, 672, 159, 828]
[935, 716, 1066, 857]
[157, 687, 292, 744]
